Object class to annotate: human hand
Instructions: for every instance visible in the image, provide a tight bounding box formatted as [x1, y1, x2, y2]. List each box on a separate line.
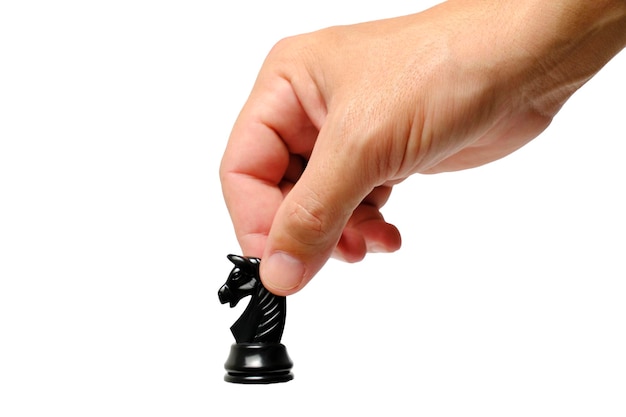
[220, 0, 626, 295]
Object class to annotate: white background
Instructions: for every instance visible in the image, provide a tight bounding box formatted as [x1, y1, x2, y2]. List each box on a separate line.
[1, 1, 624, 416]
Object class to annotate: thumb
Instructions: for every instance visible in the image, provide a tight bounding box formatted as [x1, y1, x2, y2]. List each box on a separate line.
[260, 131, 376, 295]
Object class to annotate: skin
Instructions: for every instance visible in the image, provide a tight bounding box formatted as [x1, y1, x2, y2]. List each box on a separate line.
[220, 0, 626, 295]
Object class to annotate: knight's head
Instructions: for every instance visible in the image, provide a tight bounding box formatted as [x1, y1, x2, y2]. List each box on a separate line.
[218, 254, 261, 308]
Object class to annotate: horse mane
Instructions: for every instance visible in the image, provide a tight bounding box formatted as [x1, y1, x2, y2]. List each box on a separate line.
[226, 256, 287, 344]
[253, 284, 285, 342]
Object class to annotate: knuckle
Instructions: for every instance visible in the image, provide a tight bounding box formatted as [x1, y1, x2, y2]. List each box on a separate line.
[286, 198, 329, 247]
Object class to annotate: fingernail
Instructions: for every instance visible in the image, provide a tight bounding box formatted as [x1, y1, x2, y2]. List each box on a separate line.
[263, 252, 305, 292]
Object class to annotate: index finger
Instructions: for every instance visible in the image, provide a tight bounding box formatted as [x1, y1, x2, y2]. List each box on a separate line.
[219, 74, 319, 257]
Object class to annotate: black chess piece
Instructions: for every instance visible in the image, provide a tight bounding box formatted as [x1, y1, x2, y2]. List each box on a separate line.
[218, 254, 294, 384]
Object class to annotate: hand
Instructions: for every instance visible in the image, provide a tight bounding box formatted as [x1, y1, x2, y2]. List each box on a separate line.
[220, 0, 626, 295]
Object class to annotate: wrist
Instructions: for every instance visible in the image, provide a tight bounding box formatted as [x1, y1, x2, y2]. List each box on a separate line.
[511, 0, 626, 115]
[445, 0, 626, 116]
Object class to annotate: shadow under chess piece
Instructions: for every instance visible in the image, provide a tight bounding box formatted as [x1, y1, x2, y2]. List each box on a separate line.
[218, 254, 294, 384]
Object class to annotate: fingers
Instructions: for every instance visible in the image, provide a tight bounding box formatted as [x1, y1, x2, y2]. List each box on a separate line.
[220, 74, 317, 257]
[223, 35, 404, 296]
[258, 119, 400, 295]
[338, 199, 402, 257]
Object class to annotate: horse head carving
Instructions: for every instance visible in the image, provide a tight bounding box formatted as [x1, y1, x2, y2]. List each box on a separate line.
[218, 254, 287, 344]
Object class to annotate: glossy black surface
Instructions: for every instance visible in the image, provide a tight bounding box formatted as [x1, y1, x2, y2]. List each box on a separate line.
[223, 343, 293, 384]
[218, 255, 294, 384]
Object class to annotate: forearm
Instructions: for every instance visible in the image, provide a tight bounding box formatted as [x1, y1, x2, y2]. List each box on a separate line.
[462, 0, 626, 115]
[517, 0, 626, 113]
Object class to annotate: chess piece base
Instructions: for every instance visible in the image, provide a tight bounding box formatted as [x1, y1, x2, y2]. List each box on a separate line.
[224, 343, 294, 384]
